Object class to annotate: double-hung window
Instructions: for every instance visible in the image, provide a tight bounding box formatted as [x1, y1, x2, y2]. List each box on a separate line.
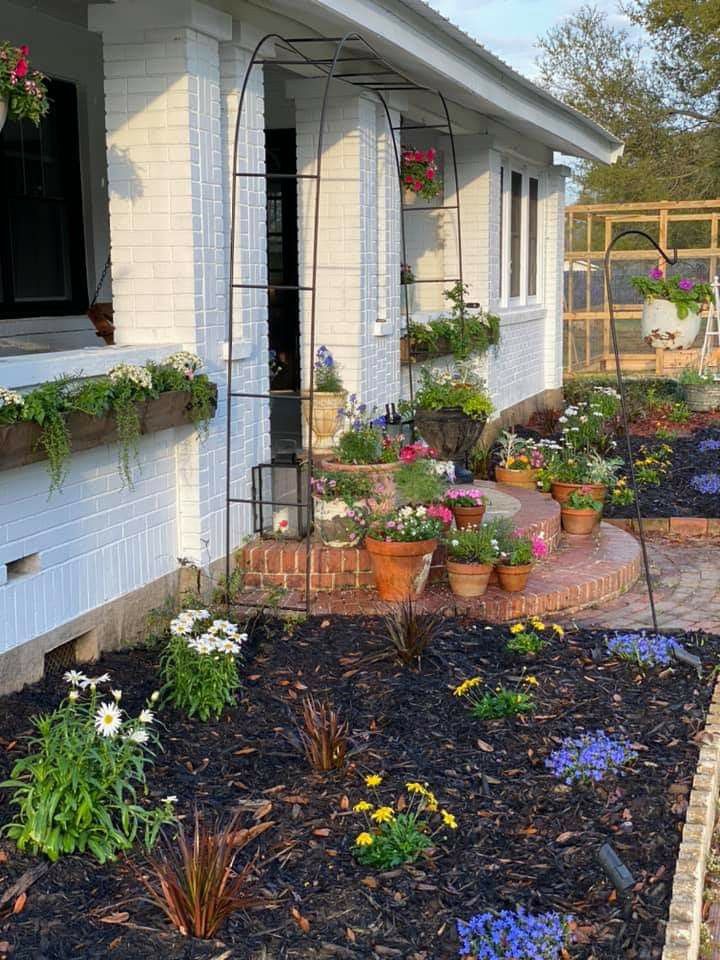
[498, 162, 541, 306]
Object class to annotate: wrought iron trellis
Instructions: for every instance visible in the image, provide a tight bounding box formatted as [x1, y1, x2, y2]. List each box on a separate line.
[224, 31, 467, 613]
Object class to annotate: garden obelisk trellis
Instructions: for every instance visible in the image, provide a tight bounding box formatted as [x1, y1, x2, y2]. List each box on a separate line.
[224, 32, 467, 613]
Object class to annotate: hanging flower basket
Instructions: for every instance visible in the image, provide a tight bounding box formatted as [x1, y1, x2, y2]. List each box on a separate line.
[401, 146, 441, 201]
[0, 42, 49, 128]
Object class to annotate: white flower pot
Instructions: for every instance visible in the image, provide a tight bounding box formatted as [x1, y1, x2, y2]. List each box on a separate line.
[313, 497, 359, 547]
[0, 98, 7, 134]
[641, 298, 700, 350]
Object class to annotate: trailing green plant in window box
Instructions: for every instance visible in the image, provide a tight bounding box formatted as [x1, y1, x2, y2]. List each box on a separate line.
[407, 282, 500, 361]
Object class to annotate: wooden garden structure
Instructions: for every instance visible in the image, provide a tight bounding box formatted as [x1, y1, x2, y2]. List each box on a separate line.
[564, 199, 720, 373]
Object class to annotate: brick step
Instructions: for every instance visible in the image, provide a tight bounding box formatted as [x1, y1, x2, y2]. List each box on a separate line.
[235, 521, 642, 622]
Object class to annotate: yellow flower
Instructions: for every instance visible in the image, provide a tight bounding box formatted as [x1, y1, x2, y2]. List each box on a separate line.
[441, 810, 458, 829]
[406, 782, 424, 794]
[365, 774, 382, 788]
[353, 801, 373, 813]
[552, 624, 564, 637]
[523, 675, 539, 686]
[355, 832, 374, 847]
[453, 676, 482, 697]
[509, 623, 525, 635]
[530, 620, 545, 631]
[371, 806, 395, 824]
[423, 791, 439, 812]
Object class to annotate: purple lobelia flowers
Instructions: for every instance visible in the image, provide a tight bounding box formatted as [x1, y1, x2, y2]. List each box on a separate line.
[691, 473, 720, 495]
[606, 631, 682, 668]
[698, 438, 720, 453]
[457, 908, 570, 959]
[546, 730, 637, 786]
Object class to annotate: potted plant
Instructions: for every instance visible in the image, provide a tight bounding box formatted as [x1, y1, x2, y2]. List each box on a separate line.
[494, 431, 545, 490]
[303, 346, 346, 450]
[311, 471, 373, 547]
[401, 146, 441, 200]
[441, 487, 488, 529]
[550, 452, 622, 506]
[364, 506, 442, 601]
[496, 531, 548, 593]
[679, 366, 720, 412]
[413, 364, 493, 472]
[561, 485, 603, 535]
[404, 284, 500, 362]
[0, 42, 49, 132]
[445, 518, 509, 598]
[631, 269, 713, 350]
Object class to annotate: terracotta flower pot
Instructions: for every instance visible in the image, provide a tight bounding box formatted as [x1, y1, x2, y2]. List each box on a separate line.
[452, 504, 486, 530]
[303, 390, 345, 450]
[319, 458, 399, 512]
[561, 506, 601, 535]
[496, 562, 533, 593]
[364, 537, 437, 601]
[447, 560, 493, 598]
[550, 481, 607, 506]
[495, 465, 539, 490]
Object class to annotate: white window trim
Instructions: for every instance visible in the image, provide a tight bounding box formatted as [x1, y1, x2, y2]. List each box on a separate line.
[497, 159, 545, 311]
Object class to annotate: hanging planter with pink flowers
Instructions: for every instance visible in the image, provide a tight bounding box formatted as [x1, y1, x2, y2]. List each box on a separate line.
[0, 42, 49, 133]
[401, 146, 441, 201]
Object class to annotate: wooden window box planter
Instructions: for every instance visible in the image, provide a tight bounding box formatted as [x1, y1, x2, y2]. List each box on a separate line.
[0, 386, 217, 474]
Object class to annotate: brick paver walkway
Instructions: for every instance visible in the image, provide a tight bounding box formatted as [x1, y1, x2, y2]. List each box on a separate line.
[568, 537, 720, 634]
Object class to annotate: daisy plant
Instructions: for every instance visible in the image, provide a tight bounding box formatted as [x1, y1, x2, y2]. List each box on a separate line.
[352, 774, 457, 870]
[506, 619, 564, 655]
[160, 608, 247, 721]
[453, 675, 537, 721]
[1, 673, 173, 863]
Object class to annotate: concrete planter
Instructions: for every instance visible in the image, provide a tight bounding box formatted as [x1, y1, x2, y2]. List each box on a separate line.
[302, 390, 345, 451]
[313, 497, 359, 548]
[414, 406, 486, 462]
[684, 381, 720, 412]
[642, 298, 700, 350]
[0, 387, 216, 474]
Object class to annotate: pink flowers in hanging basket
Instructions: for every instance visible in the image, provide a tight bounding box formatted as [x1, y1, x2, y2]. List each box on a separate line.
[0, 41, 49, 125]
[401, 146, 442, 200]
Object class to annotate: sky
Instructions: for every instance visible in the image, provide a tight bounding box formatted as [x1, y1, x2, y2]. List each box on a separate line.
[427, 0, 627, 79]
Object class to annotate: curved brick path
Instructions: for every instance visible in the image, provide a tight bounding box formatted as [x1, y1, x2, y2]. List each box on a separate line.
[567, 537, 720, 634]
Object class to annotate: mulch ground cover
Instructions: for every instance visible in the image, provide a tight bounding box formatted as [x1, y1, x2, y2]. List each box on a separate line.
[605, 426, 720, 519]
[0, 616, 718, 960]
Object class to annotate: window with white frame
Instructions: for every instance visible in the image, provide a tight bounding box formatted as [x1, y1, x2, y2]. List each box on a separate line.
[498, 163, 542, 306]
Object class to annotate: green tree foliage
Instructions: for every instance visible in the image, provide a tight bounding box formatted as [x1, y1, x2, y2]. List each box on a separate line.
[536, 3, 720, 202]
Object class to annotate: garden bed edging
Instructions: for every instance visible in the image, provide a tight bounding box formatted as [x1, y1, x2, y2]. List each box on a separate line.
[607, 517, 720, 539]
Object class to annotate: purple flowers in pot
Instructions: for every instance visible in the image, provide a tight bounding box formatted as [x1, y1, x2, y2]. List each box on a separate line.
[546, 730, 636, 785]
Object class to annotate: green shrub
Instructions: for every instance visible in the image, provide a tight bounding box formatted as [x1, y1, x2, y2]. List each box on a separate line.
[395, 459, 445, 503]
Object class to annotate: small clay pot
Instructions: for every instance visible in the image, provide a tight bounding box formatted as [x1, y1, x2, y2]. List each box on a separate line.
[496, 562, 533, 593]
[561, 506, 601, 535]
[364, 536, 437, 601]
[452, 504, 486, 530]
[447, 560, 493, 598]
[550, 481, 607, 506]
[495, 465, 539, 490]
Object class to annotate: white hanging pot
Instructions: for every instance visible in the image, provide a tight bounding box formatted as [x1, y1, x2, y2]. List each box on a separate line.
[0, 98, 7, 134]
[641, 297, 700, 350]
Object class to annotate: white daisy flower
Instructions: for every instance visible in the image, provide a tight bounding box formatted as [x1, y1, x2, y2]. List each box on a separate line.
[127, 728, 149, 744]
[150, 691, 160, 703]
[161, 795, 178, 804]
[111, 689, 122, 701]
[80, 672, 111, 689]
[138, 709, 155, 725]
[215, 638, 241, 655]
[63, 669, 88, 687]
[94, 702, 122, 738]
[68, 689, 80, 701]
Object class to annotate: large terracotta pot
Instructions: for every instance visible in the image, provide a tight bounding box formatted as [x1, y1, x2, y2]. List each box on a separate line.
[452, 504, 486, 530]
[303, 390, 345, 450]
[364, 537, 437, 601]
[561, 506, 601, 535]
[414, 406, 487, 462]
[447, 560, 493, 598]
[641, 298, 701, 350]
[496, 562, 533, 593]
[313, 497, 359, 547]
[319, 458, 399, 512]
[550, 481, 607, 506]
[0, 99, 7, 135]
[495, 465, 539, 490]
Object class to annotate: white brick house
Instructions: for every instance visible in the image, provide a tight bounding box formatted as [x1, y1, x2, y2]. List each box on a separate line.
[0, 0, 622, 691]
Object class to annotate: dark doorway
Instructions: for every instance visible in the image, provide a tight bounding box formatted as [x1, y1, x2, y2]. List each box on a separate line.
[0, 77, 87, 319]
[265, 128, 301, 457]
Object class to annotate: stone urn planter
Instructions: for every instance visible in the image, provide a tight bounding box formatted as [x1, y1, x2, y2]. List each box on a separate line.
[496, 562, 533, 593]
[561, 506, 600, 535]
[495, 465, 539, 490]
[550, 481, 607, 506]
[303, 390, 345, 451]
[0, 98, 7, 135]
[364, 537, 437, 602]
[684, 381, 720, 412]
[414, 407, 486, 464]
[313, 498, 360, 548]
[319, 458, 398, 512]
[641, 299, 701, 350]
[447, 560, 493, 598]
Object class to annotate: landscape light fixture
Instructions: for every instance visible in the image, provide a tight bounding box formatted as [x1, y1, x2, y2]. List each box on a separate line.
[597, 842, 635, 894]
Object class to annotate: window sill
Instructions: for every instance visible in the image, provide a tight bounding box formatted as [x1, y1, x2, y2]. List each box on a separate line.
[494, 305, 546, 325]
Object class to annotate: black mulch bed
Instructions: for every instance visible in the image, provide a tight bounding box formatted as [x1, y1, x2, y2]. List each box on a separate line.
[605, 426, 720, 519]
[0, 617, 718, 960]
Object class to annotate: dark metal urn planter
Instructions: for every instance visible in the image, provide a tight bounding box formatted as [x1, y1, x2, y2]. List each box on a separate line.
[414, 407, 487, 463]
[0, 387, 217, 474]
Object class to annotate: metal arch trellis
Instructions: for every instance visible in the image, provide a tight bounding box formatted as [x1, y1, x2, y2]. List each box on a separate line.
[224, 31, 467, 614]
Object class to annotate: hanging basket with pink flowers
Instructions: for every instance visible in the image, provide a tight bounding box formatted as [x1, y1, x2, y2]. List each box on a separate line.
[401, 146, 442, 201]
[0, 42, 49, 129]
